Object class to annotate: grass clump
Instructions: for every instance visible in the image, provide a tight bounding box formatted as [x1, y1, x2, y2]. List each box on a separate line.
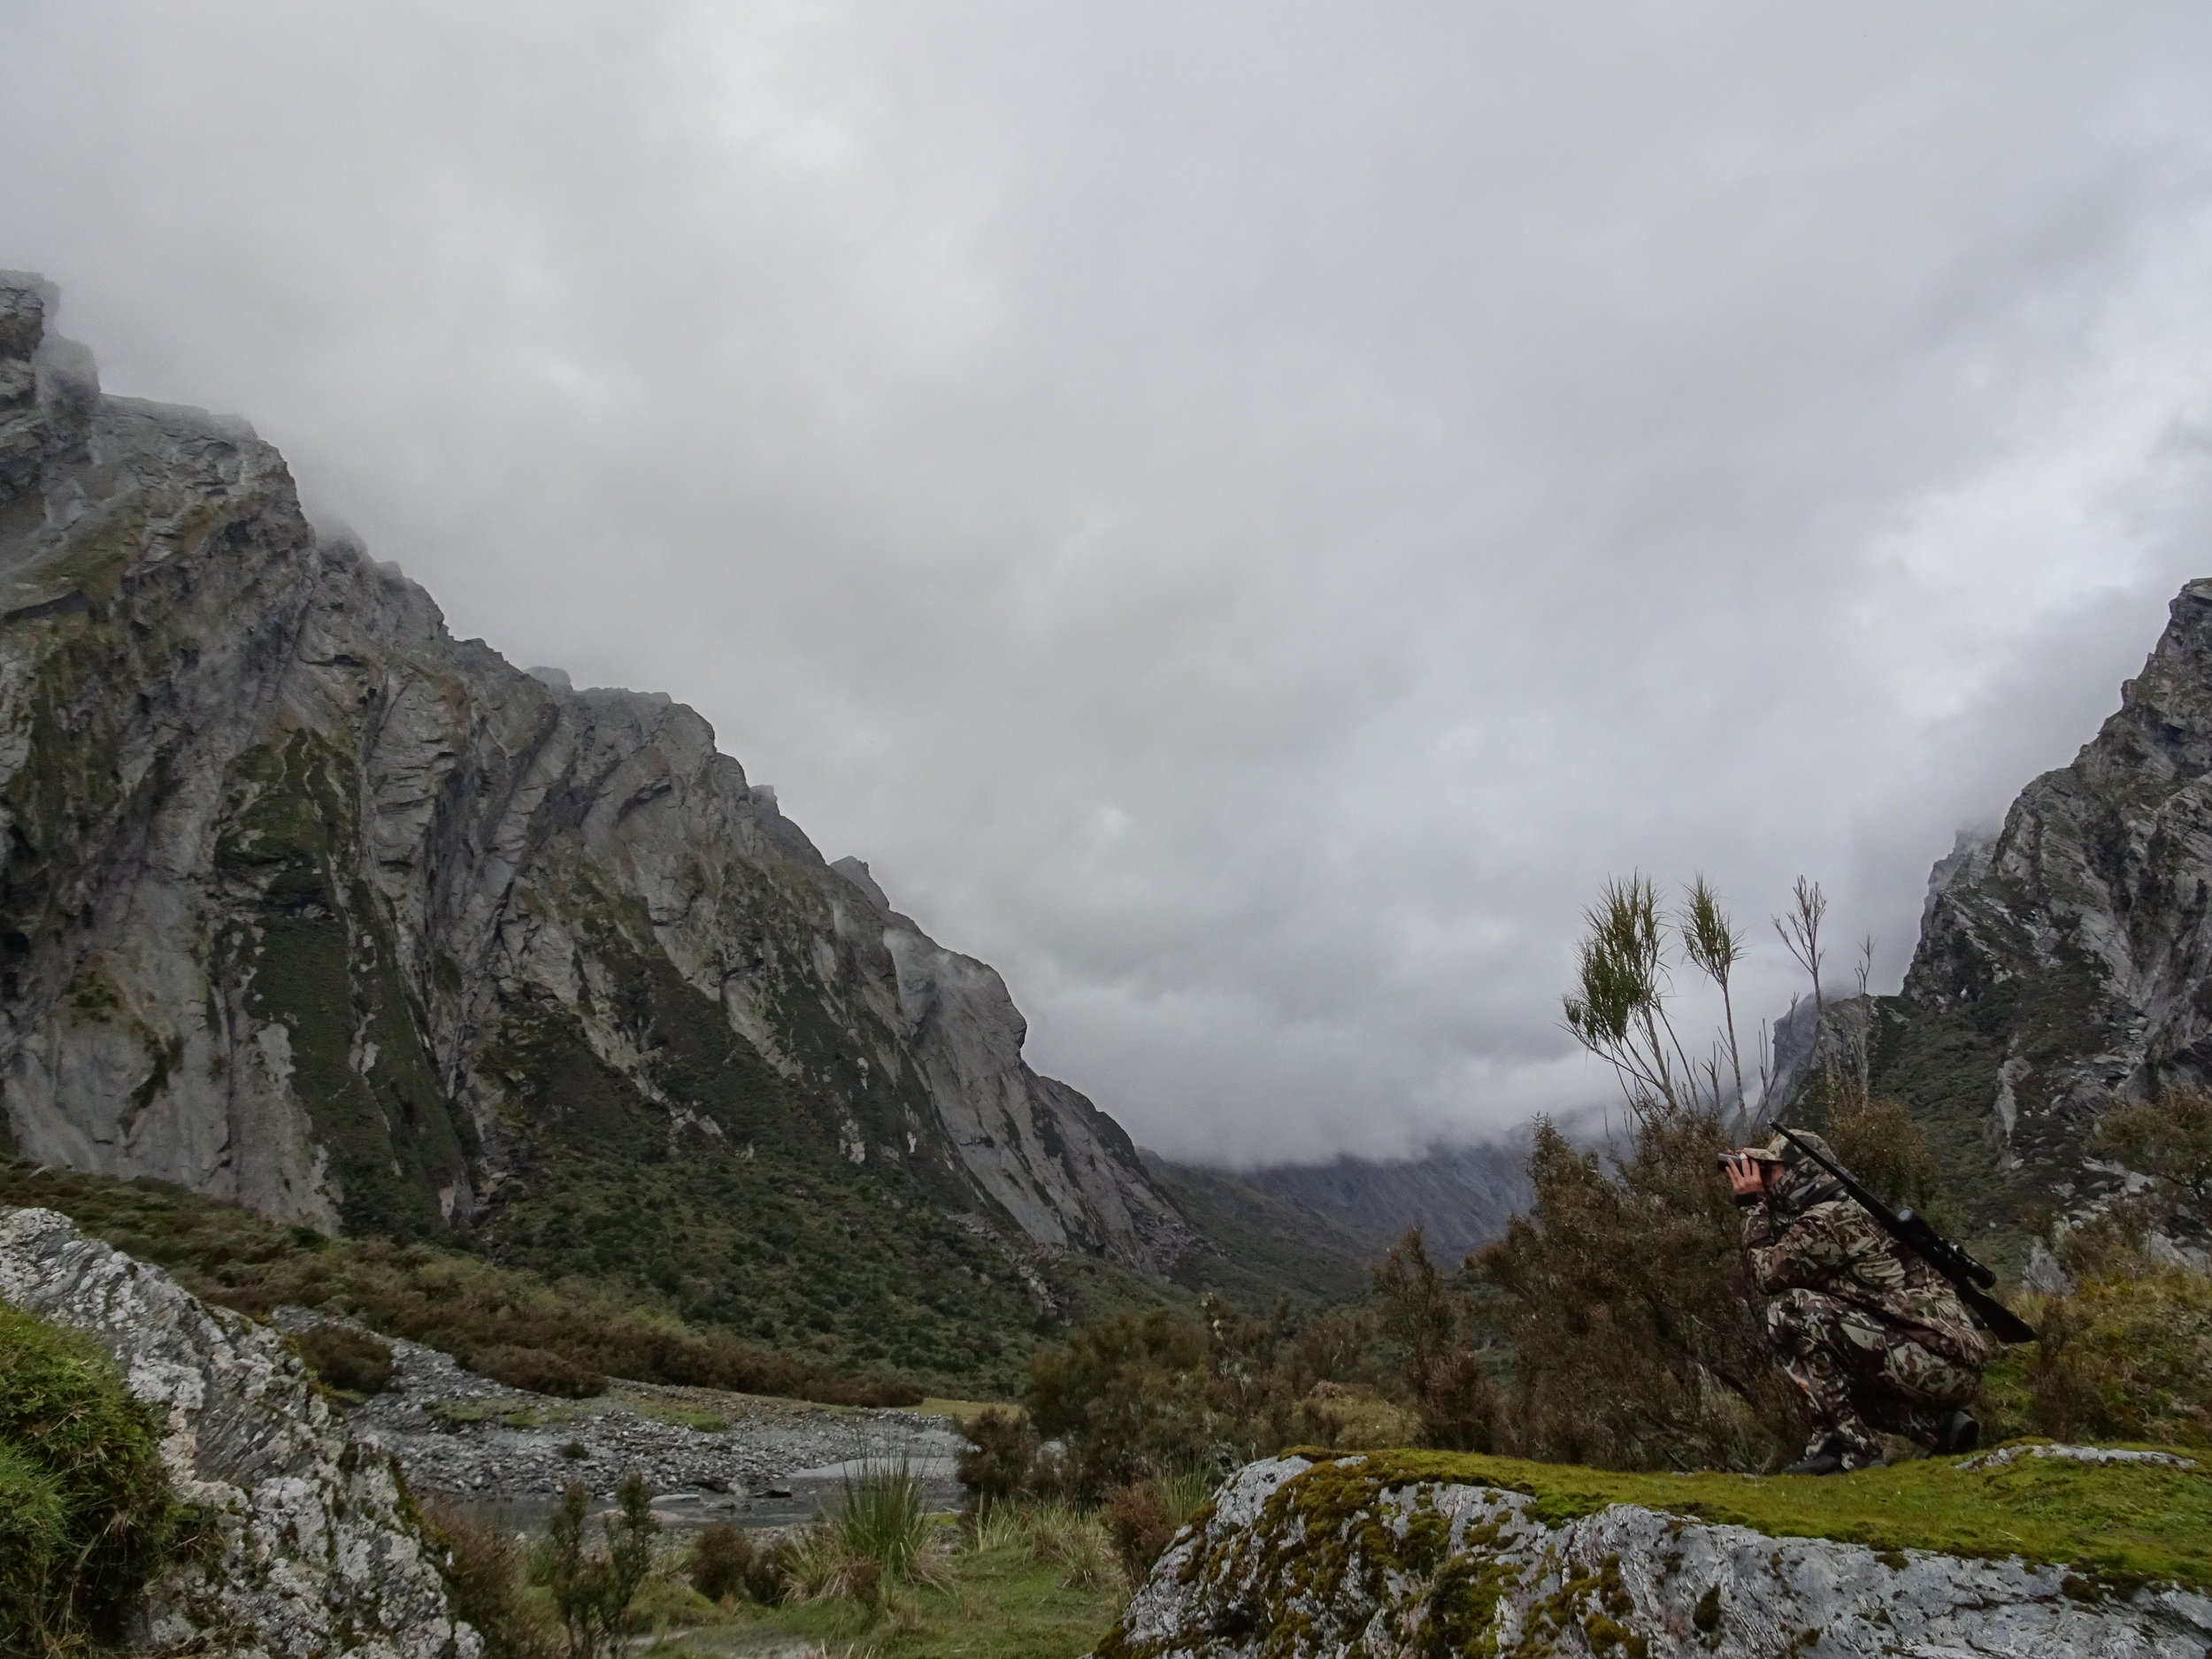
[786, 1460, 949, 1611]
[639, 1516, 1127, 1659]
[0, 1302, 177, 1654]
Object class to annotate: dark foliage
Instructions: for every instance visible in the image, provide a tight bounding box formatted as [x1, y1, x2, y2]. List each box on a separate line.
[956, 1407, 1042, 1505]
[293, 1322, 395, 1397]
[1100, 1480, 1175, 1582]
[1470, 1109, 1806, 1471]
[541, 1472, 658, 1659]
[419, 1501, 556, 1659]
[466, 1345, 606, 1399]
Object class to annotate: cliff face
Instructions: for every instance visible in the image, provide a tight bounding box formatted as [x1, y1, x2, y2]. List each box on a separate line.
[0, 273, 1192, 1373]
[1870, 578, 2212, 1240]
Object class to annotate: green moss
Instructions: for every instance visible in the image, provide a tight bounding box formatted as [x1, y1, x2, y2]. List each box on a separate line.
[1274, 1446, 2212, 1593]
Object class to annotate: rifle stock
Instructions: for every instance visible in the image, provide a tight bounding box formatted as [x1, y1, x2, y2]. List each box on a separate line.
[1771, 1126, 2038, 1346]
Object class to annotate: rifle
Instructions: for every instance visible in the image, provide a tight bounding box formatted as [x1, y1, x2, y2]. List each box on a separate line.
[1770, 1126, 2039, 1346]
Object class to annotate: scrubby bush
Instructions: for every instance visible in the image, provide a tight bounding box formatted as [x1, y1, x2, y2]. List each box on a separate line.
[1978, 1211, 2212, 1447]
[1099, 1480, 1173, 1583]
[955, 1406, 1040, 1504]
[294, 1321, 395, 1396]
[686, 1521, 757, 1604]
[419, 1502, 557, 1659]
[1025, 1306, 1227, 1495]
[539, 1472, 659, 1659]
[467, 1345, 606, 1399]
[0, 1304, 177, 1654]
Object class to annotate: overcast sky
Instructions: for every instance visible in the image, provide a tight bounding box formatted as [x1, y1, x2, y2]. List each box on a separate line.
[6, 3, 2212, 1165]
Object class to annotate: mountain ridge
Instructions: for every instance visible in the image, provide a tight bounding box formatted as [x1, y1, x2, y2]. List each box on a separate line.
[0, 272, 1195, 1383]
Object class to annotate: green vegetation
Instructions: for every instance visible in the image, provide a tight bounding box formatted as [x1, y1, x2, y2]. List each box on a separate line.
[640, 1513, 1127, 1659]
[1983, 1226, 2212, 1448]
[0, 1161, 921, 1407]
[0, 1302, 178, 1655]
[784, 1461, 948, 1606]
[291, 1322, 395, 1397]
[545, 1474, 661, 1659]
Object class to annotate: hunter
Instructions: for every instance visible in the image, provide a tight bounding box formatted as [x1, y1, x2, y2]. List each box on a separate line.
[1723, 1130, 1986, 1475]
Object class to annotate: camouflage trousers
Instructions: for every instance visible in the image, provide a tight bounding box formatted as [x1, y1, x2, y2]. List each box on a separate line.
[1765, 1289, 1980, 1467]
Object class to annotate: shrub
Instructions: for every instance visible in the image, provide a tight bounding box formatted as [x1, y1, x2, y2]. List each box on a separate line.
[1025, 1306, 1224, 1495]
[1982, 1264, 2212, 1446]
[0, 1304, 176, 1654]
[294, 1322, 395, 1396]
[541, 1472, 658, 1659]
[419, 1501, 556, 1659]
[1100, 1480, 1174, 1583]
[686, 1521, 756, 1604]
[467, 1345, 606, 1399]
[956, 1406, 1040, 1505]
[559, 1440, 590, 1461]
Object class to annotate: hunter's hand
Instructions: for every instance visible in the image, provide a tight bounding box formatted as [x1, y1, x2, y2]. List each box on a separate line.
[1723, 1153, 1766, 1202]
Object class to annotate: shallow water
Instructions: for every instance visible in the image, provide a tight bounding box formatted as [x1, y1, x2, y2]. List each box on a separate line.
[442, 1454, 964, 1537]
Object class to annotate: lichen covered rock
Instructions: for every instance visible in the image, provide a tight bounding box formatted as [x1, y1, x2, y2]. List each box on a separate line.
[1103, 1451, 2212, 1658]
[0, 1204, 476, 1659]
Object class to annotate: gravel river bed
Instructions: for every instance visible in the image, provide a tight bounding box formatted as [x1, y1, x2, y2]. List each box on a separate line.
[273, 1310, 970, 1532]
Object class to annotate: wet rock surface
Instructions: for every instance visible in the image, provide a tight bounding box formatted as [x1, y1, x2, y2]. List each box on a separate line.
[272, 1309, 966, 1530]
[1107, 1454, 2212, 1659]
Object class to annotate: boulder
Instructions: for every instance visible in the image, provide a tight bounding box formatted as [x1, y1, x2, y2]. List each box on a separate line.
[0, 1205, 477, 1659]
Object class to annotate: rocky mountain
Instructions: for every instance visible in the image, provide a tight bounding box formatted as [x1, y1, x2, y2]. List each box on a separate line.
[1146, 1136, 1531, 1298]
[0, 272, 1194, 1384]
[1864, 577, 2212, 1255]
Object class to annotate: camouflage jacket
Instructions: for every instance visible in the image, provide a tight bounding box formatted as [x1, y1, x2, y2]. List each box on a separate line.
[1742, 1186, 1989, 1368]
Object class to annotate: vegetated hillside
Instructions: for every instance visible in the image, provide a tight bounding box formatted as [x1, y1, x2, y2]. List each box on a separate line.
[1138, 1155, 1376, 1304]
[0, 272, 1198, 1390]
[1148, 1136, 1532, 1285]
[1860, 577, 2212, 1256]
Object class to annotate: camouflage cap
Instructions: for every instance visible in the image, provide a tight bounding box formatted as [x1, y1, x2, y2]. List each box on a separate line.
[1763, 1128, 1839, 1172]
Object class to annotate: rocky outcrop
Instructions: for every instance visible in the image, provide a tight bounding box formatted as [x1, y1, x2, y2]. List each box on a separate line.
[1870, 578, 2212, 1238]
[0, 1205, 474, 1658]
[0, 272, 1193, 1333]
[1105, 1452, 2212, 1659]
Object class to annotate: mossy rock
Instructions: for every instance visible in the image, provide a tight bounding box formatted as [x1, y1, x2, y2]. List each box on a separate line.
[1259, 1443, 2212, 1594]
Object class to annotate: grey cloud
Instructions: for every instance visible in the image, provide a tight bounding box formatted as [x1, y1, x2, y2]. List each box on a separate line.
[5, 0, 2211, 1164]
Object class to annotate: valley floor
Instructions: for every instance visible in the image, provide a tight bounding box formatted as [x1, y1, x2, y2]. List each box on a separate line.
[304, 1306, 972, 1524]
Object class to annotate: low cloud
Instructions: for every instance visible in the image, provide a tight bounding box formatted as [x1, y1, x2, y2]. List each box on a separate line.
[5, 1, 2211, 1162]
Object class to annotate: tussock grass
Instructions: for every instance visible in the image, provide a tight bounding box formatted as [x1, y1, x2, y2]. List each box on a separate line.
[0, 1303, 177, 1654]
